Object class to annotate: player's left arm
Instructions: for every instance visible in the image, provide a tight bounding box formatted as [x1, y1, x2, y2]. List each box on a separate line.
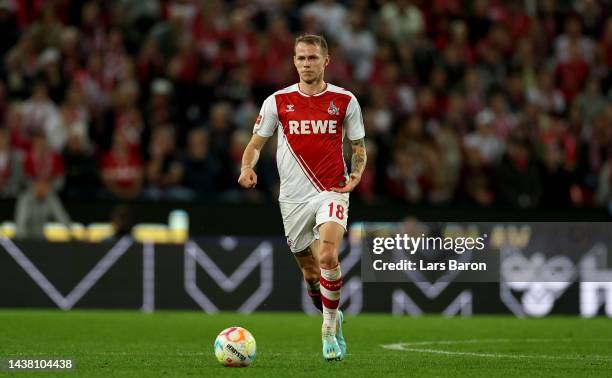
[332, 137, 367, 193]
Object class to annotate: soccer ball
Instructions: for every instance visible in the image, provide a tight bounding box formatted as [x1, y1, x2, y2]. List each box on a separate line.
[214, 326, 256, 367]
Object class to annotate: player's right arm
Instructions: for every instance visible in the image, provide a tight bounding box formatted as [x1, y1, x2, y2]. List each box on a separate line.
[239, 94, 278, 189]
[238, 134, 269, 189]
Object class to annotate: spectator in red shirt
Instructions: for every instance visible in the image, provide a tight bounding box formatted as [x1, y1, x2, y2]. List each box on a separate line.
[100, 129, 143, 200]
[555, 40, 590, 103]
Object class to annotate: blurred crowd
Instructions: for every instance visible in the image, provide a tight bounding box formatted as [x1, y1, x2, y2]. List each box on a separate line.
[0, 0, 611, 210]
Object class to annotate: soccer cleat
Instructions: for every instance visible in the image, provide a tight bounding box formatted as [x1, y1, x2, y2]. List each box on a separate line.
[336, 310, 347, 356]
[322, 334, 343, 361]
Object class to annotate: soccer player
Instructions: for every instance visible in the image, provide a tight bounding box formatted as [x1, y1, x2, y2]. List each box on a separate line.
[238, 34, 366, 361]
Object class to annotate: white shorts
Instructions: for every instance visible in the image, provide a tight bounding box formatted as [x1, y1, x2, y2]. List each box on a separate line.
[279, 191, 349, 253]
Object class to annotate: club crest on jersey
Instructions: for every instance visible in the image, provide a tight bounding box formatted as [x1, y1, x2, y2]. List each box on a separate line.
[328, 100, 339, 115]
[286, 104, 295, 112]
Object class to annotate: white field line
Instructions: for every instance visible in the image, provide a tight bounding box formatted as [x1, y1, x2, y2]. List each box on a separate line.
[381, 339, 612, 361]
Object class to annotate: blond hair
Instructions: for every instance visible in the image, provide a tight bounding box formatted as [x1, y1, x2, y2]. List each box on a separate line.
[294, 34, 328, 56]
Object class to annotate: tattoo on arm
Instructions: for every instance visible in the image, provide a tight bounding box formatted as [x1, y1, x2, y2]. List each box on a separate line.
[350, 138, 367, 176]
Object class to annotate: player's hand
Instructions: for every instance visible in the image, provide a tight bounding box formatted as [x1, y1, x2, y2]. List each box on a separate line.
[238, 167, 258, 189]
[331, 173, 361, 193]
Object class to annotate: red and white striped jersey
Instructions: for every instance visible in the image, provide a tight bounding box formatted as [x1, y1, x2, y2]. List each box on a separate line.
[253, 83, 365, 203]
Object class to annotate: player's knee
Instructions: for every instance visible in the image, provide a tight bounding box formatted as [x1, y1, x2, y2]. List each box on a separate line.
[319, 256, 338, 269]
[318, 243, 338, 268]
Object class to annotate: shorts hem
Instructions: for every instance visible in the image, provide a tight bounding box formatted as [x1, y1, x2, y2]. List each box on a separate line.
[314, 219, 348, 233]
[289, 236, 316, 254]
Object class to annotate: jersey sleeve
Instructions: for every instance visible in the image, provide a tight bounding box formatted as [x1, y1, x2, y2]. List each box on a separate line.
[253, 95, 279, 137]
[344, 95, 366, 141]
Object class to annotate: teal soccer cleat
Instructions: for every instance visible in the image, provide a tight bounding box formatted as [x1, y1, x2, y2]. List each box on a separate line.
[322, 334, 343, 361]
[336, 310, 347, 356]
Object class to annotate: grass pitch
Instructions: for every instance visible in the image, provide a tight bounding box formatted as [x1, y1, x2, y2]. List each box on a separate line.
[0, 310, 611, 377]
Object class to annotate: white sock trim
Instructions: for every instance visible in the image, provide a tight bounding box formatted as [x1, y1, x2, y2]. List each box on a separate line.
[321, 265, 341, 281]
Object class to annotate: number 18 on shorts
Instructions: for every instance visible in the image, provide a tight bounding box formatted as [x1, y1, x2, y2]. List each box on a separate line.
[280, 192, 349, 253]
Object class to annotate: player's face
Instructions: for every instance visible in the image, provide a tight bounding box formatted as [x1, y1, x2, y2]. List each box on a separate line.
[294, 42, 329, 84]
